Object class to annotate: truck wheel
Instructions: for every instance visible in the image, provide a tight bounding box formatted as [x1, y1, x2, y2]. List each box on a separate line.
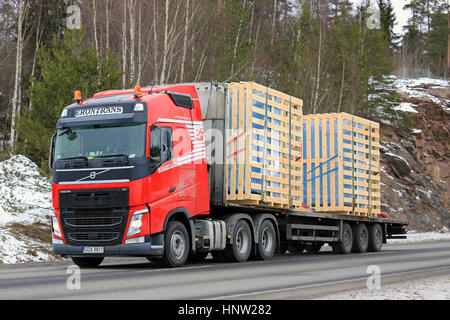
[331, 223, 353, 254]
[71, 257, 104, 268]
[163, 221, 190, 267]
[223, 219, 252, 262]
[351, 223, 369, 253]
[368, 223, 383, 252]
[255, 220, 276, 260]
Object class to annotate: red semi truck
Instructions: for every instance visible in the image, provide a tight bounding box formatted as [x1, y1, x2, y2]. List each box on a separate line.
[49, 82, 407, 268]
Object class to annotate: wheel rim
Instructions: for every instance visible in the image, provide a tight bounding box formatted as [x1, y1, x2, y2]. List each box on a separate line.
[375, 228, 382, 246]
[343, 229, 352, 249]
[170, 230, 185, 260]
[236, 227, 250, 254]
[360, 228, 368, 248]
[261, 227, 274, 253]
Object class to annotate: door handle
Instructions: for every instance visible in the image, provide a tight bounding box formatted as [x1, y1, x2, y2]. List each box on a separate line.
[169, 186, 176, 193]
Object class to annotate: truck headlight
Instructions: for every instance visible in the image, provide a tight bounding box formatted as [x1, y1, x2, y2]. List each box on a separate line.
[52, 216, 62, 238]
[126, 212, 144, 237]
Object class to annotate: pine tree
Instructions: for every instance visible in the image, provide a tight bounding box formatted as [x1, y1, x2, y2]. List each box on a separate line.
[427, 3, 449, 77]
[15, 29, 122, 170]
[378, 0, 400, 50]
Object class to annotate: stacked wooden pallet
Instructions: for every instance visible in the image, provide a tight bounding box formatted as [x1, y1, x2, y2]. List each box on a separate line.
[224, 82, 303, 209]
[300, 113, 380, 217]
[224, 82, 381, 217]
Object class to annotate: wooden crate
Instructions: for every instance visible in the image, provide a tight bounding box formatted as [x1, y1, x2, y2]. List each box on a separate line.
[301, 113, 381, 217]
[224, 82, 304, 209]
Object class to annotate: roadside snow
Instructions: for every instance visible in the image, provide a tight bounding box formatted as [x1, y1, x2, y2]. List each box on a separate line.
[316, 275, 450, 300]
[0, 155, 55, 264]
[388, 228, 450, 244]
[0, 155, 52, 226]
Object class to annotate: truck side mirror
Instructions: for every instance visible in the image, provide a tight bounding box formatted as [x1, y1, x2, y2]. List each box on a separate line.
[48, 133, 56, 170]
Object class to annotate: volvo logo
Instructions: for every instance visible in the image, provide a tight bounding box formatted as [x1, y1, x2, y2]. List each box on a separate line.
[76, 169, 111, 182]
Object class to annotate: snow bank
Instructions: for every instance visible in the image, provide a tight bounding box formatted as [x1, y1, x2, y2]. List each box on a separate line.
[388, 228, 450, 244]
[0, 155, 52, 225]
[0, 155, 55, 264]
[316, 275, 450, 300]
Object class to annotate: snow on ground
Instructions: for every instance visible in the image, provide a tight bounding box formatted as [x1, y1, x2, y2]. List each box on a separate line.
[0, 155, 52, 225]
[318, 229, 450, 300]
[0, 155, 55, 264]
[393, 102, 418, 113]
[388, 228, 450, 244]
[316, 275, 450, 300]
[394, 76, 450, 107]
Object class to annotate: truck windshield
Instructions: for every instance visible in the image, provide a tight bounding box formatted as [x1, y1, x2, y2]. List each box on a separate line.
[54, 123, 146, 161]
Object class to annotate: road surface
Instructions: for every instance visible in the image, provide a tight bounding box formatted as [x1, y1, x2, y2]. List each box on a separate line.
[0, 241, 449, 300]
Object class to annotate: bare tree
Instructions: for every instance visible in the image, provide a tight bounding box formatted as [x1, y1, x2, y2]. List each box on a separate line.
[180, 0, 190, 83]
[160, 0, 169, 84]
[105, 0, 110, 51]
[136, 0, 142, 84]
[128, 0, 137, 82]
[9, 0, 28, 148]
[29, 0, 43, 112]
[92, 0, 99, 60]
[121, 0, 127, 88]
[230, 0, 247, 78]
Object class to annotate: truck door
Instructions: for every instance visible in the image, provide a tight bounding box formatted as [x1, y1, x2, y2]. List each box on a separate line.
[147, 125, 178, 233]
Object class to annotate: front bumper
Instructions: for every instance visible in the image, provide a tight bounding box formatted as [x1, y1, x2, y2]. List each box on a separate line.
[53, 233, 164, 258]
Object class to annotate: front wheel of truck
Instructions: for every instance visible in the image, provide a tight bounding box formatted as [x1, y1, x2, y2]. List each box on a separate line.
[163, 221, 190, 267]
[71, 257, 104, 268]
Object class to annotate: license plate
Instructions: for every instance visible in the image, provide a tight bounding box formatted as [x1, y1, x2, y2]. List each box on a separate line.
[82, 247, 104, 254]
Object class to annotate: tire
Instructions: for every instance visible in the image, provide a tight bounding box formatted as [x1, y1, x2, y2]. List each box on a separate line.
[255, 220, 276, 260]
[331, 223, 353, 254]
[162, 221, 190, 268]
[223, 219, 253, 262]
[305, 242, 323, 254]
[351, 223, 369, 253]
[367, 223, 383, 252]
[71, 257, 104, 268]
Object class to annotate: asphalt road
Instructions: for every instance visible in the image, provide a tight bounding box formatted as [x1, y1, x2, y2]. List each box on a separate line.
[0, 241, 449, 300]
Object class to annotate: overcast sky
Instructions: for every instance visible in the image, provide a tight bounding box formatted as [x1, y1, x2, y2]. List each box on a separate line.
[352, 0, 412, 35]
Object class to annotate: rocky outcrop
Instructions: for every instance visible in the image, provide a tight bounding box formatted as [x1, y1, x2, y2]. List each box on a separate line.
[380, 78, 449, 231]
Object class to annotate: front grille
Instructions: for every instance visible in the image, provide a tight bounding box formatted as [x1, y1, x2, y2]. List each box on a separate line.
[64, 217, 123, 228]
[68, 232, 120, 242]
[59, 188, 129, 246]
[59, 188, 129, 209]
